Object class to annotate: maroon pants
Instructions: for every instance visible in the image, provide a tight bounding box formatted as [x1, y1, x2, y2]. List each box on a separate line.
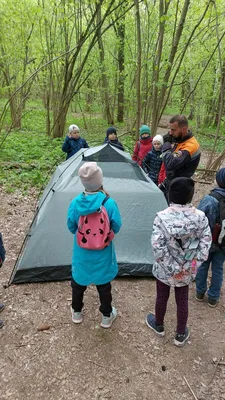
[155, 279, 189, 334]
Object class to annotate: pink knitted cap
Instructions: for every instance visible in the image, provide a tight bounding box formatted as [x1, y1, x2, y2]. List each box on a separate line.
[78, 162, 103, 191]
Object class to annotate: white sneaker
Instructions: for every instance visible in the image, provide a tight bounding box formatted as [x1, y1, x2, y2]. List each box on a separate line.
[101, 307, 117, 329]
[71, 307, 83, 324]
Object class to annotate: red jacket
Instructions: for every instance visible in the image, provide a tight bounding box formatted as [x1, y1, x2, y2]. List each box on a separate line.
[158, 162, 166, 185]
[132, 137, 153, 166]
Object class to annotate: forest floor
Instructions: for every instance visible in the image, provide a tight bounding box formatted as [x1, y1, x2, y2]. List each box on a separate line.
[1, 125, 225, 399]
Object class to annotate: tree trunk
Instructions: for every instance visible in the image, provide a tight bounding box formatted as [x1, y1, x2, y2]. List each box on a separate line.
[134, 0, 142, 140]
[116, 14, 125, 123]
[96, 7, 114, 124]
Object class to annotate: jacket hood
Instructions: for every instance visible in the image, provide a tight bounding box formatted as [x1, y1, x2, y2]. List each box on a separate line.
[75, 192, 107, 216]
[159, 204, 199, 239]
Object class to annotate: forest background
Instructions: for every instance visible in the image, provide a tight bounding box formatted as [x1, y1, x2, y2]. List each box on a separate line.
[0, 0, 225, 193]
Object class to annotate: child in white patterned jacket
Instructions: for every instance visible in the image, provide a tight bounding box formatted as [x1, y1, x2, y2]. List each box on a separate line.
[146, 177, 211, 347]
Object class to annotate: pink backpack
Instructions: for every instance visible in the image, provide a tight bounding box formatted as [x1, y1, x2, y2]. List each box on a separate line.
[77, 196, 115, 250]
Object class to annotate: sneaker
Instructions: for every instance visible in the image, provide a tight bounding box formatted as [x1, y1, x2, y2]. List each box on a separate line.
[0, 304, 5, 313]
[101, 307, 117, 329]
[145, 313, 165, 337]
[0, 320, 4, 329]
[174, 327, 190, 347]
[71, 307, 83, 324]
[208, 298, 218, 307]
[195, 293, 204, 302]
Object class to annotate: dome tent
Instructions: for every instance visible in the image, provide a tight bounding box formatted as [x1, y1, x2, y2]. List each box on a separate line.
[9, 144, 167, 284]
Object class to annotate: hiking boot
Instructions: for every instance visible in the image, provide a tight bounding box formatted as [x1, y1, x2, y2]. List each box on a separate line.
[0, 320, 4, 329]
[195, 293, 204, 302]
[208, 298, 218, 308]
[71, 307, 83, 324]
[0, 304, 5, 313]
[145, 313, 165, 337]
[101, 307, 117, 329]
[174, 327, 190, 347]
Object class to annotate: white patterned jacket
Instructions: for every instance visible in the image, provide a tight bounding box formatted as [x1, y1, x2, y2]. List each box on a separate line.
[151, 203, 212, 287]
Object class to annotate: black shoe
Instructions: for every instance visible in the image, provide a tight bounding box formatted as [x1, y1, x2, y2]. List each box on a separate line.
[208, 298, 218, 307]
[146, 313, 165, 337]
[174, 327, 190, 347]
[195, 293, 204, 302]
[0, 304, 5, 313]
[0, 320, 4, 329]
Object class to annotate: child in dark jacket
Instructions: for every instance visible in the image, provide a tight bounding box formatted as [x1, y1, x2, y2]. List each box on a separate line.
[67, 162, 122, 329]
[103, 127, 124, 151]
[62, 124, 89, 159]
[132, 125, 153, 166]
[142, 135, 163, 184]
[0, 232, 6, 329]
[195, 168, 225, 307]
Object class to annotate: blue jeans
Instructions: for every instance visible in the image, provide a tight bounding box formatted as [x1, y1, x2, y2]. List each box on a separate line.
[195, 250, 225, 300]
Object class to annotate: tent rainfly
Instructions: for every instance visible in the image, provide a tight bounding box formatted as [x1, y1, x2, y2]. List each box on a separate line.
[9, 144, 167, 284]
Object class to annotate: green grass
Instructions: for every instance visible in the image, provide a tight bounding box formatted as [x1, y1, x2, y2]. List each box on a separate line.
[0, 98, 223, 193]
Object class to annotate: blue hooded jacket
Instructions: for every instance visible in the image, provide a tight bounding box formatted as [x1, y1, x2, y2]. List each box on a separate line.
[67, 191, 122, 285]
[62, 136, 89, 159]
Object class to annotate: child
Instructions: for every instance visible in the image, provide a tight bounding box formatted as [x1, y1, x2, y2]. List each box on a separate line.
[0, 232, 6, 329]
[67, 162, 122, 328]
[158, 133, 173, 186]
[195, 168, 225, 307]
[142, 134, 163, 184]
[103, 127, 124, 151]
[132, 125, 152, 166]
[146, 178, 211, 346]
[62, 124, 89, 159]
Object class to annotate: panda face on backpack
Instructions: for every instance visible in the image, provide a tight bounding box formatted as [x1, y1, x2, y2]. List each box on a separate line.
[76, 197, 114, 250]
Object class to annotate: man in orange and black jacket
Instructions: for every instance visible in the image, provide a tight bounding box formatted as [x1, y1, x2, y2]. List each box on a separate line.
[159, 115, 200, 201]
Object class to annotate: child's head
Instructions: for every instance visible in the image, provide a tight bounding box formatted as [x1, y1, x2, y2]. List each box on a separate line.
[216, 168, 225, 188]
[106, 127, 117, 141]
[169, 177, 195, 205]
[78, 162, 103, 192]
[139, 125, 151, 139]
[69, 124, 80, 139]
[153, 134, 163, 150]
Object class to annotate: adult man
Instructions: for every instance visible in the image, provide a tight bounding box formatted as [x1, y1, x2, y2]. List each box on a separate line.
[159, 115, 200, 200]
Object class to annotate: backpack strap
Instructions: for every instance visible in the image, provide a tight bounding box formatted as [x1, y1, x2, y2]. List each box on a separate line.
[209, 191, 225, 223]
[102, 195, 110, 206]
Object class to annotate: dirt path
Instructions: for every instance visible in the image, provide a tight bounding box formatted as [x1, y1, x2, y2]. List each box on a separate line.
[1, 161, 225, 400]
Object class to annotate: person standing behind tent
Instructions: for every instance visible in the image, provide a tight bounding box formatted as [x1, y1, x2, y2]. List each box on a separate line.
[142, 135, 163, 185]
[146, 178, 211, 347]
[67, 162, 122, 328]
[0, 232, 6, 329]
[159, 115, 200, 200]
[103, 127, 124, 151]
[62, 124, 89, 160]
[158, 132, 173, 186]
[132, 125, 153, 166]
[195, 168, 225, 307]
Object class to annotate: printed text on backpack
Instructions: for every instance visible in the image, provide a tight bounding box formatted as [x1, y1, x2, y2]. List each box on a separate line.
[76, 196, 115, 250]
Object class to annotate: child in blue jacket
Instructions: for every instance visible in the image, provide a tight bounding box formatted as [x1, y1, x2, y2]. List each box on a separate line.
[62, 124, 89, 159]
[0, 232, 6, 329]
[196, 168, 225, 307]
[142, 134, 163, 184]
[67, 162, 122, 328]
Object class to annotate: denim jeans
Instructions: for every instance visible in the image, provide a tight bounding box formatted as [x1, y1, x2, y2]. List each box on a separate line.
[195, 250, 225, 300]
